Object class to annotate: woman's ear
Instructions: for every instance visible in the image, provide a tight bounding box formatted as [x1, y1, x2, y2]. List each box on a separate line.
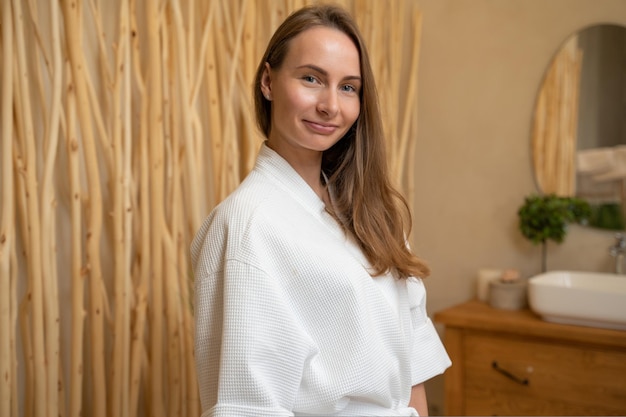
[260, 62, 272, 100]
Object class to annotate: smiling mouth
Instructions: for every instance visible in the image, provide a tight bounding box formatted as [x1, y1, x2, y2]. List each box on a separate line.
[304, 120, 338, 134]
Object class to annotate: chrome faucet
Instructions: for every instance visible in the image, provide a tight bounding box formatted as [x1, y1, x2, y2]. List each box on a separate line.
[609, 233, 626, 274]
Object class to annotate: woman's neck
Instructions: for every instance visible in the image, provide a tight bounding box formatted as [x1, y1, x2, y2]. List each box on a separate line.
[266, 140, 328, 202]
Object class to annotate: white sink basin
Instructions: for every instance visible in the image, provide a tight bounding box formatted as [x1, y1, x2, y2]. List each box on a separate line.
[528, 270, 626, 331]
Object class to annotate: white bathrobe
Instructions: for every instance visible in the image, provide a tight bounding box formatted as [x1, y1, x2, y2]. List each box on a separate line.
[191, 144, 451, 417]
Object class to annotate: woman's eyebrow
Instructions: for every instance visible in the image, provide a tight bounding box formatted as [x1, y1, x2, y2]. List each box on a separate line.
[296, 64, 361, 82]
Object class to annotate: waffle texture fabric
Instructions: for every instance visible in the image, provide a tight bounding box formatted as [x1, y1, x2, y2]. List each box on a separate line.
[191, 143, 451, 417]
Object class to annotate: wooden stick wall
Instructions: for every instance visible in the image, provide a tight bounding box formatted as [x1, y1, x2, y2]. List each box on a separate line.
[0, 0, 423, 416]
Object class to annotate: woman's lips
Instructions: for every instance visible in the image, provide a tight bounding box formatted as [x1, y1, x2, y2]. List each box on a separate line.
[303, 120, 338, 135]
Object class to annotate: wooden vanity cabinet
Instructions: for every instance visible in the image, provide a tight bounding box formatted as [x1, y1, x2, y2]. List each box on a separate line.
[434, 300, 626, 416]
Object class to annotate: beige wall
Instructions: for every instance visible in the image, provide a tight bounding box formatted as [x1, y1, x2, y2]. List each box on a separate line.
[411, 1, 626, 413]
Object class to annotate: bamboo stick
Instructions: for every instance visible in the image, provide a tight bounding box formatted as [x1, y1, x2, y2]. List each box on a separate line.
[178, 230, 198, 417]
[24, 0, 52, 152]
[405, 10, 423, 206]
[171, 0, 202, 230]
[10, 249, 18, 417]
[60, 2, 108, 417]
[163, 53, 196, 407]
[190, 1, 213, 107]
[397, 9, 422, 191]
[175, 0, 202, 390]
[240, 1, 258, 174]
[387, 3, 401, 181]
[12, 57, 34, 417]
[163, 224, 182, 417]
[110, 1, 131, 415]
[1, 1, 15, 416]
[12, 1, 47, 415]
[217, 0, 238, 197]
[122, 0, 134, 414]
[146, 0, 165, 414]
[18, 299, 34, 417]
[204, 0, 224, 206]
[220, 0, 246, 197]
[64, 61, 86, 417]
[160, 12, 181, 415]
[127, 3, 150, 414]
[87, 0, 113, 87]
[23, 0, 52, 85]
[40, 0, 63, 413]
[187, 0, 196, 85]
[188, 0, 214, 231]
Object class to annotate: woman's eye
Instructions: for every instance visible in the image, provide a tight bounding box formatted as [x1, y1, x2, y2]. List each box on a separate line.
[303, 75, 317, 83]
[341, 84, 357, 93]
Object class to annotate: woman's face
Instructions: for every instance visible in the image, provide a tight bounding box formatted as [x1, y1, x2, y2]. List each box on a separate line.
[261, 26, 361, 160]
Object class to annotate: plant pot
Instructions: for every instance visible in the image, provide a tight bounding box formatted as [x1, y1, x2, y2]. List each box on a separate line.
[489, 279, 528, 310]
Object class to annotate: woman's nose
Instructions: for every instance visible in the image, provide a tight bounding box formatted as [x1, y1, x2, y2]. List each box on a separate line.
[316, 89, 339, 117]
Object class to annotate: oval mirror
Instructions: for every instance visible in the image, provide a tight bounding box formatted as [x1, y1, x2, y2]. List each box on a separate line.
[531, 24, 626, 230]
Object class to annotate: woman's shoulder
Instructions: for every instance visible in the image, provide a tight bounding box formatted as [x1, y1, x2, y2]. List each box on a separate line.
[213, 171, 277, 221]
[191, 171, 279, 261]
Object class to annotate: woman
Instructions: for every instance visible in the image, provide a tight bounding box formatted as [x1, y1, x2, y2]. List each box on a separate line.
[191, 4, 450, 416]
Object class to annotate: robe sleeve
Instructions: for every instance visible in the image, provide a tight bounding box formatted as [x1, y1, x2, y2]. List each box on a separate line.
[407, 278, 452, 386]
[194, 248, 317, 417]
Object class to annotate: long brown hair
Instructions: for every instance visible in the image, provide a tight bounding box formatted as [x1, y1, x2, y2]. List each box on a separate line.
[253, 4, 430, 279]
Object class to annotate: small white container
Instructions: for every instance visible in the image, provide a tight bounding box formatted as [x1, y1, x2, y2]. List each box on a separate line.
[489, 279, 528, 310]
[476, 269, 502, 302]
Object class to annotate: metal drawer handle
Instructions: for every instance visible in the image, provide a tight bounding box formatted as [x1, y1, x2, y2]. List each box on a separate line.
[491, 361, 529, 386]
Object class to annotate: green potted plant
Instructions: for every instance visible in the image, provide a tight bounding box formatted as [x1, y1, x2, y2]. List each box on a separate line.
[518, 194, 591, 273]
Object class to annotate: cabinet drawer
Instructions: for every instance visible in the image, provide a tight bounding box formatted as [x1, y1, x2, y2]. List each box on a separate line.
[463, 332, 626, 416]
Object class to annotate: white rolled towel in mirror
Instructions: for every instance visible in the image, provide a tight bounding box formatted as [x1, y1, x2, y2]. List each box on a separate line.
[592, 145, 626, 182]
[576, 146, 615, 175]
